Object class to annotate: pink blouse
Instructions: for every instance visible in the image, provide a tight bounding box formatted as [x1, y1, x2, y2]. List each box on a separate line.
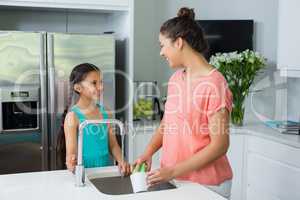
[160, 68, 233, 185]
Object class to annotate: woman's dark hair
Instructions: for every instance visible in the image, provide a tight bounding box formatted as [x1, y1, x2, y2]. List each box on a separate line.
[56, 63, 100, 169]
[160, 7, 209, 54]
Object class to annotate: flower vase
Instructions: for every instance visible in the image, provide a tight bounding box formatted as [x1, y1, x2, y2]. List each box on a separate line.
[231, 103, 245, 126]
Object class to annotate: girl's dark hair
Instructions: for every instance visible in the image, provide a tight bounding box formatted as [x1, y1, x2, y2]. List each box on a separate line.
[160, 7, 209, 54]
[56, 63, 100, 169]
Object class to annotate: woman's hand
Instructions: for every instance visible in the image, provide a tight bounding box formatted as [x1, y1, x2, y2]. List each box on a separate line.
[118, 161, 131, 176]
[132, 154, 152, 172]
[147, 167, 175, 186]
[66, 154, 77, 172]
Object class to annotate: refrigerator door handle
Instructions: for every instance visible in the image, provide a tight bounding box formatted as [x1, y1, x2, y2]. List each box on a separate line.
[47, 33, 57, 169]
[39, 32, 49, 171]
[0, 101, 2, 132]
[48, 34, 56, 117]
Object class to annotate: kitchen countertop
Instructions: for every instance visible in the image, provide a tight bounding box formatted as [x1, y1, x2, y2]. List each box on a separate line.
[132, 119, 300, 149]
[230, 121, 300, 149]
[0, 166, 227, 200]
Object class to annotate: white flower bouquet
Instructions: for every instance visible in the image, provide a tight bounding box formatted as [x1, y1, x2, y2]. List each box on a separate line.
[210, 49, 266, 125]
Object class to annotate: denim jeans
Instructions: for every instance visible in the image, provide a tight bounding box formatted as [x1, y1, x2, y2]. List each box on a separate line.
[205, 179, 232, 199]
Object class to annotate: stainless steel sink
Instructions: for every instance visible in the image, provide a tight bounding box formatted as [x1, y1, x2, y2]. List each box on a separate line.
[90, 176, 177, 195]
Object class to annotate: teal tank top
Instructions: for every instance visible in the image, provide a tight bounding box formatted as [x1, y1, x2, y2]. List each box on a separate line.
[71, 104, 111, 168]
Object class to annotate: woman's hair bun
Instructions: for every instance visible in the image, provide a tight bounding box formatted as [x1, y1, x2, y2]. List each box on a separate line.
[177, 7, 195, 20]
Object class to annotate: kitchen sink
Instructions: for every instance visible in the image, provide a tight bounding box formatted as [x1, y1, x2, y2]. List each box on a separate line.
[89, 176, 177, 195]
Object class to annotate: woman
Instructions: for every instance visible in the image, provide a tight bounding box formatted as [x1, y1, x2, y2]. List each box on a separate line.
[134, 7, 233, 198]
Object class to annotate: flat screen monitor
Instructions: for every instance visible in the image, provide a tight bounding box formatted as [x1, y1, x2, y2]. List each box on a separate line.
[197, 20, 254, 60]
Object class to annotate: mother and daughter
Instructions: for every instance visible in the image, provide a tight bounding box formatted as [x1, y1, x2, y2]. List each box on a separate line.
[58, 7, 233, 199]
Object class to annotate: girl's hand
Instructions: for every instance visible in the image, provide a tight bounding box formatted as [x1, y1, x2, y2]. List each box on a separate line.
[147, 167, 175, 186]
[118, 161, 131, 176]
[132, 154, 152, 172]
[66, 154, 77, 172]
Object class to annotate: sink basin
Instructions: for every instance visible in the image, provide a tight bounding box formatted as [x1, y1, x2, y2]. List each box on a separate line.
[89, 176, 177, 195]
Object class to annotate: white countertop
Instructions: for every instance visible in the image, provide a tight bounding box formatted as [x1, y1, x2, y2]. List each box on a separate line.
[0, 166, 227, 200]
[231, 121, 300, 148]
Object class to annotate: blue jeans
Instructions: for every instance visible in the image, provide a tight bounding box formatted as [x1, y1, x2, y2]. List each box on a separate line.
[205, 179, 232, 199]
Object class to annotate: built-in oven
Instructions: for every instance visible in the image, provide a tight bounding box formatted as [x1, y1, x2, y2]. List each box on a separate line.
[0, 86, 39, 133]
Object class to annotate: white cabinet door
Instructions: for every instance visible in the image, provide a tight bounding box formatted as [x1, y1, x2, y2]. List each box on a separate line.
[277, 0, 300, 76]
[227, 134, 246, 200]
[0, 0, 129, 11]
[247, 187, 280, 200]
[247, 152, 300, 200]
[246, 137, 300, 200]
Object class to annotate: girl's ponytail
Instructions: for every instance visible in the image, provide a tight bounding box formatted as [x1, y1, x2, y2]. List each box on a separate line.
[56, 90, 73, 169]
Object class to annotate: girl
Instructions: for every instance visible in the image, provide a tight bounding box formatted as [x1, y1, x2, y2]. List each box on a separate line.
[134, 7, 233, 198]
[57, 63, 130, 175]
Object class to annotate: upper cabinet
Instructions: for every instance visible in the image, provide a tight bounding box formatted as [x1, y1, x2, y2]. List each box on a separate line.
[0, 0, 129, 11]
[277, 0, 300, 77]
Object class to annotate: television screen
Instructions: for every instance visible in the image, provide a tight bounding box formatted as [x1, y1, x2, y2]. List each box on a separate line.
[197, 20, 254, 60]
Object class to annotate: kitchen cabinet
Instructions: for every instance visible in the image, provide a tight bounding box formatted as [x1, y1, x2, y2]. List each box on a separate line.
[277, 0, 300, 77]
[246, 136, 300, 200]
[227, 133, 247, 200]
[227, 128, 300, 200]
[0, 0, 129, 11]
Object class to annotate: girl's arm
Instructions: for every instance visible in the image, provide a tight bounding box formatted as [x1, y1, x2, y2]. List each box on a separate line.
[108, 124, 123, 163]
[64, 112, 79, 171]
[104, 109, 123, 163]
[147, 108, 230, 184]
[105, 109, 131, 175]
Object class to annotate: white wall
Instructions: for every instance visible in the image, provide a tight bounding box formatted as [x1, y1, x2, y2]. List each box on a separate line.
[133, 0, 174, 100]
[133, 0, 161, 80]
[154, 0, 291, 122]
[158, 0, 279, 89]
[161, 0, 278, 64]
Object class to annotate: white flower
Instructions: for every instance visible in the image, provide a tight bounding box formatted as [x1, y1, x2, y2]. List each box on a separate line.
[249, 57, 255, 63]
[209, 50, 266, 71]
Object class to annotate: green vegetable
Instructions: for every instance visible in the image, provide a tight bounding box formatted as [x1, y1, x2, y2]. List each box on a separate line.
[139, 163, 146, 172]
[132, 162, 146, 173]
[133, 98, 154, 120]
[132, 164, 140, 173]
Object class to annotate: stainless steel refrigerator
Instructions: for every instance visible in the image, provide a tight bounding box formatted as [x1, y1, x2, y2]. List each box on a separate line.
[0, 31, 116, 174]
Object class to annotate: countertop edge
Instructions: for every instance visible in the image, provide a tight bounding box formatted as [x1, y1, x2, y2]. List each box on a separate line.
[230, 125, 300, 149]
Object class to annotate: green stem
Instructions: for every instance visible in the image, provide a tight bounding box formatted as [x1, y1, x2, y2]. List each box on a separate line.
[231, 102, 245, 126]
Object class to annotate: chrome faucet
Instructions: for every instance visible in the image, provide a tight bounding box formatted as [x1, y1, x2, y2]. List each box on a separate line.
[75, 119, 125, 187]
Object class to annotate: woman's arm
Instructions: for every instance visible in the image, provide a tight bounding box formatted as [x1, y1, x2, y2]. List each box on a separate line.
[133, 121, 164, 171]
[172, 108, 230, 177]
[147, 108, 230, 184]
[64, 112, 79, 171]
[142, 122, 164, 158]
